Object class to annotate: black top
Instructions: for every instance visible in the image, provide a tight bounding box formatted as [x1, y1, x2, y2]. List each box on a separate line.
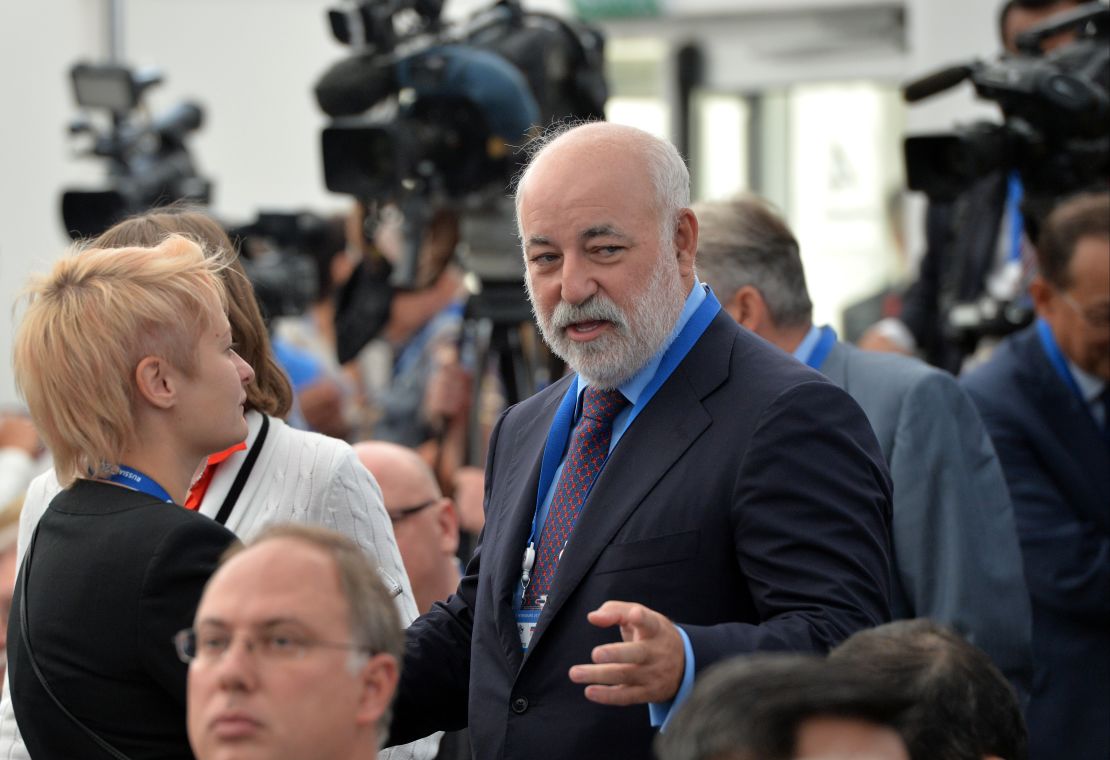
[8, 479, 237, 760]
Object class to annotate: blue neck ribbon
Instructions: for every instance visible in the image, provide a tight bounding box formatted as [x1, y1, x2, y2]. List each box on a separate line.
[1036, 318, 1109, 442]
[1007, 171, 1025, 264]
[105, 465, 176, 504]
[805, 325, 839, 371]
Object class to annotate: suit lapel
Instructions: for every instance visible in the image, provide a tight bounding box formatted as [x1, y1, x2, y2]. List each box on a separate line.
[521, 317, 733, 662]
[491, 381, 567, 669]
[1016, 330, 1110, 530]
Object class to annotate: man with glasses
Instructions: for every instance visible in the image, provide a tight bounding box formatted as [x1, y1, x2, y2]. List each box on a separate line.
[354, 442, 463, 617]
[180, 524, 403, 760]
[962, 191, 1110, 760]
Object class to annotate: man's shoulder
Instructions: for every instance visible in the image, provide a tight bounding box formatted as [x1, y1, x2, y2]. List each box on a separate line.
[960, 324, 1042, 397]
[504, 372, 575, 414]
[713, 313, 831, 392]
[834, 342, 959, 396]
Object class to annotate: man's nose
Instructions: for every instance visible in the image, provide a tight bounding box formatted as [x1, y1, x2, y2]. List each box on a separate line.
[560, 252, 598, 306]
[213, 636, 260, 692]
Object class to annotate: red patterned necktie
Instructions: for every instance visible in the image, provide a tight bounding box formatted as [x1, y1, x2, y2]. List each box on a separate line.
[522, 386, 628, 609]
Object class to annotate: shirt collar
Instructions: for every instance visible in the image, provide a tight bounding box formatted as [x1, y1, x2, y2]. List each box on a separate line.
[574, 281, 708, 411]
[792, 324, 824, 365]
[1068, 358, 1107, 405]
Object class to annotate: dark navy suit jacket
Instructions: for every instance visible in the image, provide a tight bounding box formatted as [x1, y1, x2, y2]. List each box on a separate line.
[390, 312, 894, 760]
[962, 324, 1110, 760]
[8, 479, 236, 760]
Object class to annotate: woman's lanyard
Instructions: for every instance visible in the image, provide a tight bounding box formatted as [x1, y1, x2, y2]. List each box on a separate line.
[1036, 318, 1109, 442]
[103, 465, 175, 504]
[520, 289, 722, 590]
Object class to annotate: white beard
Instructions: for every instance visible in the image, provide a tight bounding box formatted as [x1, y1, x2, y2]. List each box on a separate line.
[527, 251, 687, 390]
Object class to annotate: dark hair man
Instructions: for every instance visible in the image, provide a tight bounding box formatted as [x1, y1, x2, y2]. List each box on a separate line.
[961, 191, 1110, 760]
[694, 195, 1032, 699]
[385, 122, 894, 759]
[831, 620, 1028, 760]
[656, 654, 910, 760]
[184, 524, 404, 760]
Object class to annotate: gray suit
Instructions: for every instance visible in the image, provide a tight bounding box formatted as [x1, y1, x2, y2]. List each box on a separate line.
[821, 340, 1033, 693]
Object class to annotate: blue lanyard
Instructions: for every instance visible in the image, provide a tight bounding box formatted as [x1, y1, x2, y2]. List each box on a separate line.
[105, 465, 176, 504]
[804, 325, 838, 371]
[1036, 319, 1108, 440]
[1006, 171, 1025, 264]
[526, 290, 722, 550]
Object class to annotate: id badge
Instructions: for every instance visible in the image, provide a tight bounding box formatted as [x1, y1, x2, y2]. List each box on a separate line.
[516, 601, 544, 651]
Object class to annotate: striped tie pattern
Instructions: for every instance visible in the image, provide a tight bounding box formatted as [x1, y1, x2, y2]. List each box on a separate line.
[522, 387, 628, 608]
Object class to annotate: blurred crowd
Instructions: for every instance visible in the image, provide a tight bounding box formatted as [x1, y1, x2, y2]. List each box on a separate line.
[0, 2, 1106, 760]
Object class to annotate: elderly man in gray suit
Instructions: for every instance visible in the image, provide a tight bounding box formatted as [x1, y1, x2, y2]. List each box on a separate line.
[694, 195, 1033, 697]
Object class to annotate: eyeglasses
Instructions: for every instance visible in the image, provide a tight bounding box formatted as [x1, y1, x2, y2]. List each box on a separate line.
[174, 626, 372, 665]
[387, 498, 439, 524]
[1060, 292, 1110, 330]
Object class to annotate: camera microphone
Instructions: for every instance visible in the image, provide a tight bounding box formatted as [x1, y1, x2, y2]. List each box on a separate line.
[315, 53, 398, 117]
[903, 63, 974, 103]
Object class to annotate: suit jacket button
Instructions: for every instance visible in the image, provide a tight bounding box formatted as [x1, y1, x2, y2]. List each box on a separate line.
[511, 696, 529, 714]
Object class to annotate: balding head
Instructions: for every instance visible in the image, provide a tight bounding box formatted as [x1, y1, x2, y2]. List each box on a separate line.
[355, 441, 442, 505]
[515, 122, 691, 248]
[354, 441, 460, 614]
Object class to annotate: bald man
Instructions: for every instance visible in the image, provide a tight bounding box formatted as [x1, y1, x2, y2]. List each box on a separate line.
[354, 442, 461, 615]
[388, 122, 893, 760]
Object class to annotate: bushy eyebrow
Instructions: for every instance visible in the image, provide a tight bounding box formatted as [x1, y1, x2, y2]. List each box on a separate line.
[524, 234, 553, 251]
[581, 224, 631, 243]
[194, 616, 308, 631]
[524, 225, 632, 251]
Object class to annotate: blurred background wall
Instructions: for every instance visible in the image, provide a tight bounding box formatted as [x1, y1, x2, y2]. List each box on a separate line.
[0, 0, 1005, 405]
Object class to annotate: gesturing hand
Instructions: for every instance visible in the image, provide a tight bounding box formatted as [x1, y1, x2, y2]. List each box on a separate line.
[568, 601, 684, 705]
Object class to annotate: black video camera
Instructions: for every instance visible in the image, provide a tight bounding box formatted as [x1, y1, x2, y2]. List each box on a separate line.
[314, 1, 606, 276]
[60, 63, 212, 239]
[313, 0, 607, 362]
[903, 1, 1109, 212]
[226, 211, 345, 324]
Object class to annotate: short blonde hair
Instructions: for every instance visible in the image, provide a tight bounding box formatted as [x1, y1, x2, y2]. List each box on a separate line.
[13, 235, 228, 486]
[93, 208, 294, 418]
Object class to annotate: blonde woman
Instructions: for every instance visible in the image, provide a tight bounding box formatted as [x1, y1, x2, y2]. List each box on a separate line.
[0, 209, 431, 760]
[7, 237, 252, 759]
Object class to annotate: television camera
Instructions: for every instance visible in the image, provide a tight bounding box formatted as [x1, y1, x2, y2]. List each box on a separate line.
[901, 0, 1109, 352]
[903, 1, 1108, 210]
[313, 0, 608, 373]
[59, 63, 212, 239]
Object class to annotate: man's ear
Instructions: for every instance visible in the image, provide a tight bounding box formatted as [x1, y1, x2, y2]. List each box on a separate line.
[673, 208, 698, 281]
[437, 498, 461, 557]
[134, 356, 178, 410]
[731, 286, 771, 334]
[355, 653, 400, 727]
[1029, 275, 1056, 319]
